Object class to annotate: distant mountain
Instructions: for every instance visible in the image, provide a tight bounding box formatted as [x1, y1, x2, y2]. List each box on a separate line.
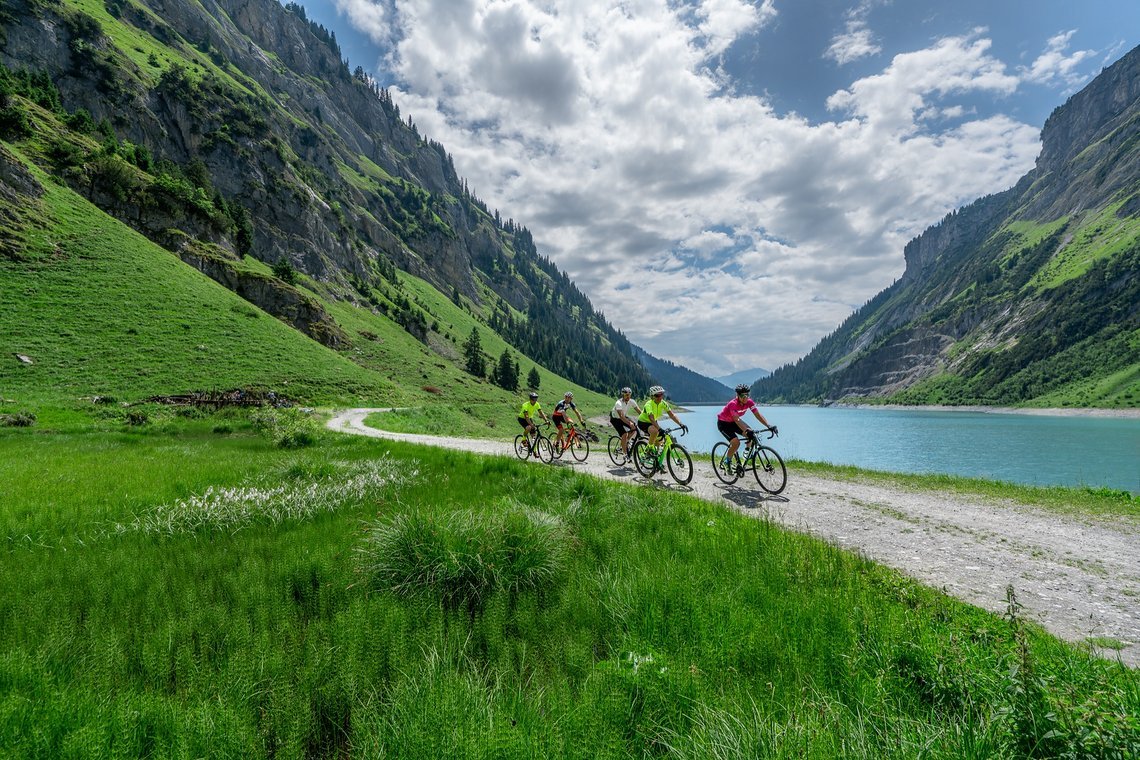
[632, 346, 732, 403]
[715, 368, 771, 389]
[754, 44, 1140, 409]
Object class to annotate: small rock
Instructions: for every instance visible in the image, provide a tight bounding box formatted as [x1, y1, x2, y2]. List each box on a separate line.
[14, 354, 33, 365]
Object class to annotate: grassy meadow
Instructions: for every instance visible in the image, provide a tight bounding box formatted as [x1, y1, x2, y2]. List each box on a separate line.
[0, 416, 1137, 758]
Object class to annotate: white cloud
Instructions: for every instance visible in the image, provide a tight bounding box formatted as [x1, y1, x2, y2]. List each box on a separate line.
[825, 1, 885, 65]
[361, 2, 1042, 376]
[1018, 30, 1096, 90]
[332, 0, 394, 45]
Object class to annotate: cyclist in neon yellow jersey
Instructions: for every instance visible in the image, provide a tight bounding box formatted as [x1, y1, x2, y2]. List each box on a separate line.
[518, 392, 549, 438]
[637, 385, 686, 450]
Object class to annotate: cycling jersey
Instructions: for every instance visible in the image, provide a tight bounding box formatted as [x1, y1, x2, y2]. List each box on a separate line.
[554, 399, 577, 415]
[519, 400, 542, 419]
[611, 397, 640, 419]
[716, 397, 757, 422]
[638, 398, 670, 423]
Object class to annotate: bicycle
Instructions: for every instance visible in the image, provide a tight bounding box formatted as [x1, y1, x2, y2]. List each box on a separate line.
[606, 422, 643, 466]
[711, 427, 786, 494]
[514, 422, 555, 463]
[632, 426, 693, 485]
[551, 420, 596, 462]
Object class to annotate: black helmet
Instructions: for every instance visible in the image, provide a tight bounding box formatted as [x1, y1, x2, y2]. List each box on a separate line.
[735, 383, 750, 394]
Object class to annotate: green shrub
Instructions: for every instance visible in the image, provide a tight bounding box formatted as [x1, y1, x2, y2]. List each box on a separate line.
[251, 406, 318, 448]
[360, 505, 568, 617]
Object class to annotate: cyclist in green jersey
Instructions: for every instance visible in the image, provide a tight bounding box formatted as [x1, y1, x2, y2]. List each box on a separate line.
[637, 385, 687, 450]
[517, 392, 549, 437]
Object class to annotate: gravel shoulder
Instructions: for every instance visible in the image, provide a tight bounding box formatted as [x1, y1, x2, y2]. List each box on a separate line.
[329, 408, 1140, 666]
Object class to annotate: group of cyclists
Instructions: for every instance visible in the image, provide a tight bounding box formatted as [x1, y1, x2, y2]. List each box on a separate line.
[516, 382, 777, 467]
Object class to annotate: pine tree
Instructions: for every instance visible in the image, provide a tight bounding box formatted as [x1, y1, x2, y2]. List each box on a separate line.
[463, 327, 486, 377]
[526, 366, 540, 391]
[491, 349, 519, 391]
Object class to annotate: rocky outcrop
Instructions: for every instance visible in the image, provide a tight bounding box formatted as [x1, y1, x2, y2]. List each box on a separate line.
[0, 143, 44, 260]
[174, 241, 348, 348]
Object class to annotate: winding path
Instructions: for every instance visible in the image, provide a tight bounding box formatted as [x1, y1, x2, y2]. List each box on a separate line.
[329, 408, 1140, 666]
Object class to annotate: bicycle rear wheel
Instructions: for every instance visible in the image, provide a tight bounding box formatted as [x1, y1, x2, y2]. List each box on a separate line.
[751, 445, 787, 494]
[535, 435, 555, 464]
[570, 435, 590, 462]
[632, 440, 658, 477]
[514, 434, 530, 460]
[710, 442, 740, 484]
[607, 436, 627, 466]
[667, 444, 693, 485]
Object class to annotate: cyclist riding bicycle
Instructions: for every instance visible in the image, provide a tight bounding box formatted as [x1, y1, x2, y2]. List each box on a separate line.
[518, 392, 549, 440]
[717, 384, 777, 466]
[610, 386, 642, 455]
[552, 391, 586, 451]
[638, 385, 687, 451]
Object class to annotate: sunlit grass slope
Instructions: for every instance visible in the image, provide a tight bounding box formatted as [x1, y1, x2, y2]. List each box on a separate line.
[0, 422, 1135, 757]
[0, 164, 403, 406]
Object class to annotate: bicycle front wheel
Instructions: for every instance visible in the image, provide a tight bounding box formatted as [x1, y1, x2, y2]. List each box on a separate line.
[570, 435, 590, 462]
[710, 442, 740, 484]
[607, 436, 626, 466]
[632, 440, 657, 477]
[514, 434, 530, 461]
[752, 445, 787, 494]
[535, 436, 555, 464]
[667, 444, 693, 485]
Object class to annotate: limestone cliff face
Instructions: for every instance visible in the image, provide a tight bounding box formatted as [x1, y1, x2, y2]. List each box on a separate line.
[755, 44, 1140, 405]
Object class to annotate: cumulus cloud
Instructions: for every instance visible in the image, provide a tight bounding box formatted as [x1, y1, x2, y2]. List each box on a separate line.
[356, 1, 1042, 375]
[825, 1, 882, 65]
[1018, 30, 1096, 90]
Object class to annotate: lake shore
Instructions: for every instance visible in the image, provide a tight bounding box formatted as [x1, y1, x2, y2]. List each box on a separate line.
[823, 403, 1140, 420]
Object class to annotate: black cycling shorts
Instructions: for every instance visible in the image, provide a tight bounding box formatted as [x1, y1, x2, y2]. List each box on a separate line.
[552, 412, 567, 427]
[718, 419, 743, 441]
[517, 416, 532, 429]
[636, 419, 655, 435]
[610, 416, 631, 434]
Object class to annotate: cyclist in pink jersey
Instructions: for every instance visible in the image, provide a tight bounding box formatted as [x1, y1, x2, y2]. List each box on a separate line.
[716, 384, 777, 464]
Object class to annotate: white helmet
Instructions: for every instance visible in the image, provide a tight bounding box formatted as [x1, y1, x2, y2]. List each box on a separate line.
[649, 385, 665, 396]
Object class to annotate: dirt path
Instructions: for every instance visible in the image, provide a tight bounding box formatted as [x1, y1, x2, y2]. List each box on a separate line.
[328, 409, 1140, 666]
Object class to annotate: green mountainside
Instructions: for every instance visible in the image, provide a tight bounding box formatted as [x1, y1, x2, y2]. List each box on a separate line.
[0, 0, 695, 409]
[755, 45, 1140, 409]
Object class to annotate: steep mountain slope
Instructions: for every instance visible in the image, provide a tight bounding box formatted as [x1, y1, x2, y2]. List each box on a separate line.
[755, 44, 1140, 408]
[0, 0, 660, 399]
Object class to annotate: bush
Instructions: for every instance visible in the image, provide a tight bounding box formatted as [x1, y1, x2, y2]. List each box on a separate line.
[126, 410, 149, 426]
[360, 505, 568, 617]
[251, 407, 318, 448]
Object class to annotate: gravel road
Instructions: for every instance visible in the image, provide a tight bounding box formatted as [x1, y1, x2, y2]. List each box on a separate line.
[329, 408, 1140, 666]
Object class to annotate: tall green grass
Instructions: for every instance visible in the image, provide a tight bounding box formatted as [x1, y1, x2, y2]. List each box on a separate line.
[0, 421, 1136, 757]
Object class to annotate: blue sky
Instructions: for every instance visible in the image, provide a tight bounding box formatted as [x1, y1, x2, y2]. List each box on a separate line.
[296, 0, 1137, 376]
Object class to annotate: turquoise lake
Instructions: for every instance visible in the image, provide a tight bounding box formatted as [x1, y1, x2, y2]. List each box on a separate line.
[668, 404, 1140, 493]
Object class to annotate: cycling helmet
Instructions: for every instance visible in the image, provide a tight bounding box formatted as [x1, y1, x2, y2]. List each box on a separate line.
[564, 391, 573, 398]
[529, 392, 538, 399]
[620, 386, 632, 395]
[735, 383, 750, 394]
[649, 385, 665, 396]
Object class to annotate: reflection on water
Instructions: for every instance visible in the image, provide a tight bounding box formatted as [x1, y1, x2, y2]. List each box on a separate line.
[672, 404, 1140, 493]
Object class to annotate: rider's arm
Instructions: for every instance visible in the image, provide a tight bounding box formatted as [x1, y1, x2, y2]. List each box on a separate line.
[751, 408, 771, 428]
